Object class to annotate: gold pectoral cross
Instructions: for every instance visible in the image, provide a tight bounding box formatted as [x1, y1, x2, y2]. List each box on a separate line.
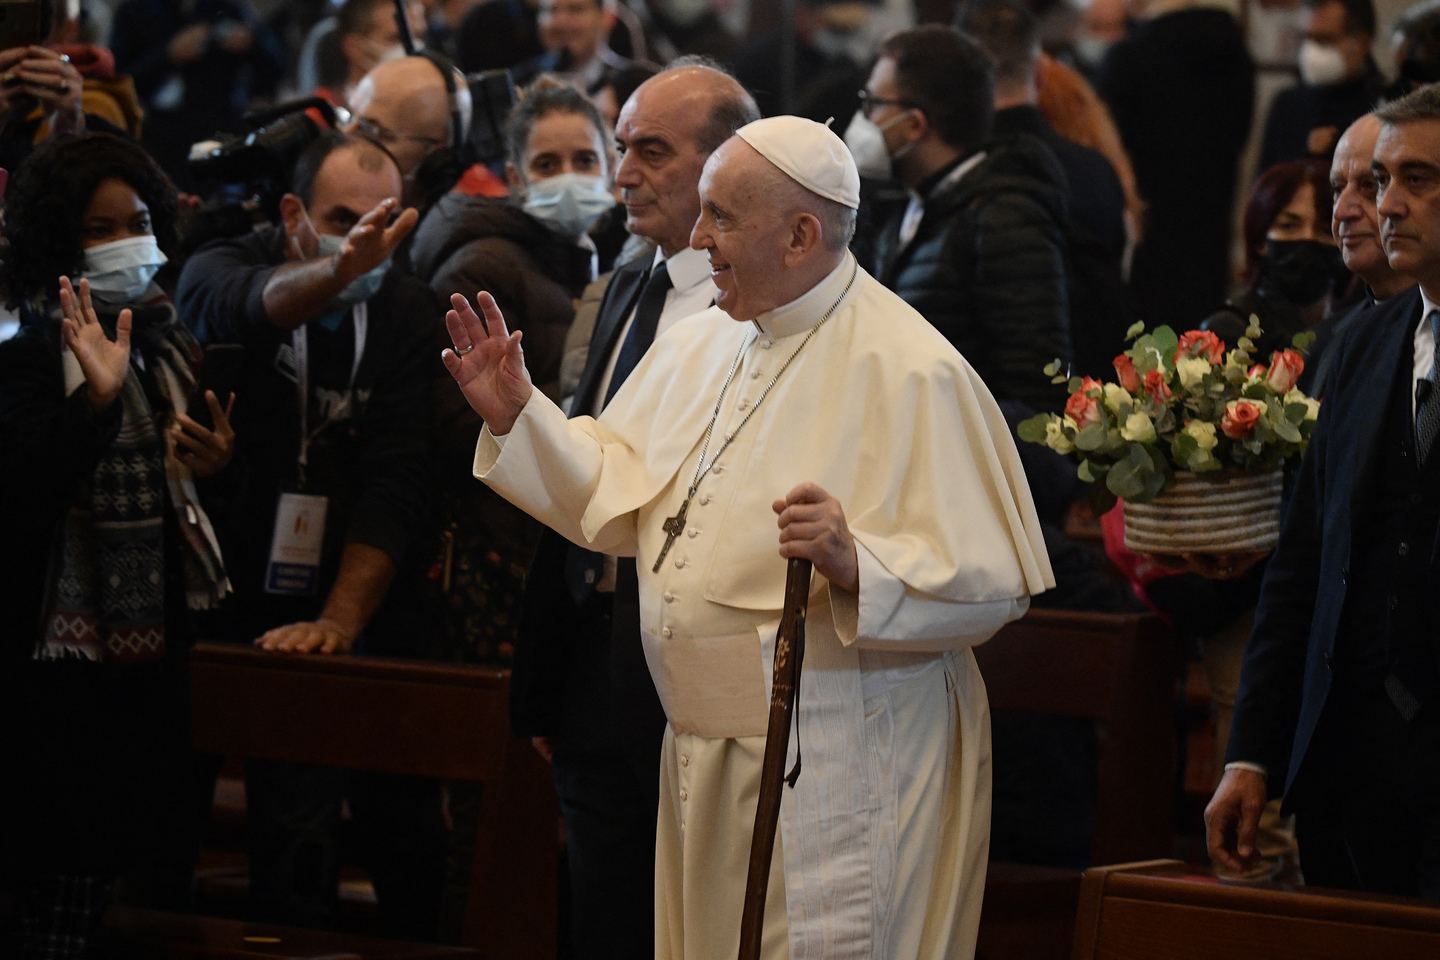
[653, 497, 690, 573]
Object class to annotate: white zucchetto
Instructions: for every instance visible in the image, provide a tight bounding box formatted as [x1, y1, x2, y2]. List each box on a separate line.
[734, 115, 862, 210]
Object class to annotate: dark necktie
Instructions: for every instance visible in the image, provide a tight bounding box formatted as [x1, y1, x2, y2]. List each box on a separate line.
[566, 260, 673, 604]
[603, 260, 672, 407]
[1416, 310, 1440, 465]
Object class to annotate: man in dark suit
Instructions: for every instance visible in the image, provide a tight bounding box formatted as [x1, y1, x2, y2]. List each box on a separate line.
[1207, 83, 1440, 898]
[509, 63, 758, 960]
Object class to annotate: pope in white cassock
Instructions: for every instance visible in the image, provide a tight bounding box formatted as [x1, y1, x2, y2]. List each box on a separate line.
[440, 116, 1055, 960]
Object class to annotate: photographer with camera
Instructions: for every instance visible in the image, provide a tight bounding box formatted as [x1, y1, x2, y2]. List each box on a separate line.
[175, 131, 448, 937]
[345, 53, 474, 212]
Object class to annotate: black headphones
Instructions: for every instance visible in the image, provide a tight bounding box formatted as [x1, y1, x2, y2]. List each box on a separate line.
[392, 1, 471, 207]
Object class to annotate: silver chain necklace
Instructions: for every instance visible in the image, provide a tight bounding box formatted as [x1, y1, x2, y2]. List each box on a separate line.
[652, 262, 859, 573]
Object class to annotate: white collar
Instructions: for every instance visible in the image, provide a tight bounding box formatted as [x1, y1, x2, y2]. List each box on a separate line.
[750, 253, 858, 339]
[921, 151, 987, 202]
[1421, 286, 1440, 323]
[658, 244, 713, 294]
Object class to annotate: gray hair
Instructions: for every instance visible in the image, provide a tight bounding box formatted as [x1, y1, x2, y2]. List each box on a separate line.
[660, 55, 761, 154]
[1377, 82, 1440, 125]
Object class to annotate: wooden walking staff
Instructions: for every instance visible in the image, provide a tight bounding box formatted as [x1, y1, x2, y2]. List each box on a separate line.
[737, 557, 812, 960]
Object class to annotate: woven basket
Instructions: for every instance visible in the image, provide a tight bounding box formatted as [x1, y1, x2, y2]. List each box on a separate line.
[1123, 469, 1283, 555]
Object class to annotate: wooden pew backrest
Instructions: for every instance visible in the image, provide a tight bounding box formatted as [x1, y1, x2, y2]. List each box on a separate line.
[1072, 860, 1440, 960]
[974, 609, 1182, 866]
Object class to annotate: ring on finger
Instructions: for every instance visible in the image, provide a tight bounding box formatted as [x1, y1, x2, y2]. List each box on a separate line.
[455, 343, 475, 355]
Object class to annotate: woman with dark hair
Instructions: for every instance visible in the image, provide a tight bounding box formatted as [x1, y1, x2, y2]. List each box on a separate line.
[407, 75, 614, 940]
[1202, 160, 1345, 360]
[0, 132, 235, 958]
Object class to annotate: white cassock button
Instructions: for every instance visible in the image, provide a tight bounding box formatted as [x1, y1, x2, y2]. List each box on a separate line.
[675, 557, 687, 569]
[713, 465, 724, 475]
[760, 339, 772, 349]
[663, 592, 675, 603]
[680, 755, 689, 767]
[738, 399, 750, 411]
[699, 494, 711, 505]
[687, 528, 698, 538]
[662, 627, 673, 638]
[679, 788, 689, 801]
[750, 369, 762, 379]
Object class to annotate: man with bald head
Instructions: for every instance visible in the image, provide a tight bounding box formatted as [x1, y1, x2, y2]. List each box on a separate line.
[1307, 113, 1417, 395]
[508, 60, 759, 960]
[446, 115, 1051, 958]
[347, 54, 472, 209]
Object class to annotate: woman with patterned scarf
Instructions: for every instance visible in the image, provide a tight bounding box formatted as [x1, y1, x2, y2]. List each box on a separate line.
[0, 132, 236, 959]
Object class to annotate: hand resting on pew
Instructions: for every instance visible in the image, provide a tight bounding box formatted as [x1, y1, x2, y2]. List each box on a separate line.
[1204, 765, 1269, 872]
[254, 543, 397, 655]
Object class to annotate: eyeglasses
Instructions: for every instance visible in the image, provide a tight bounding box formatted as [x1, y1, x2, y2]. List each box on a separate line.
[857, 90, 917, 116]
[353, 116, 445, 148]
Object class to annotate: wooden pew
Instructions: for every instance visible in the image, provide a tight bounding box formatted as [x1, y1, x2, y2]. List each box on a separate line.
[973, 609, 1182, 960]
[99, 906, 482, 959]
[975, 608, 1183, 866]
[1071, 860, 1440, 959]
[183, 644, 557, 960]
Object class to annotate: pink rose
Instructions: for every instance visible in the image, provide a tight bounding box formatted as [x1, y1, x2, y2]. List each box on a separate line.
[1175, 330, 1225, 365]
[1221, 399, 1264, 439]
[1266, 349, 1305, 394]
[1064, 376, 1104, 430]
[1144, 368, 1172, 402]
[1247, 364, 1266, 379]
[1113, 354, 1141, 392]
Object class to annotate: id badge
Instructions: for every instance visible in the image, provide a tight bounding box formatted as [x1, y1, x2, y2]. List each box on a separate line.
[264, 492, 329, 596]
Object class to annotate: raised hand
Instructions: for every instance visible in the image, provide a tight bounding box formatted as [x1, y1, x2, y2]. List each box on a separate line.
[60, 276, 132, 413]
[442, 291, 533, 436]
[773, 482, 859, 594]
[171, 390, 236, 478]
[331, 197, 419, 283]
[9, 47, 83, 133]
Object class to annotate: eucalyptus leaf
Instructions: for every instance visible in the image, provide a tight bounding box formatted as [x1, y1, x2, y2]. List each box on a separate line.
[1075, 422, 1109, 451]
[1017, 414, 1052, 443]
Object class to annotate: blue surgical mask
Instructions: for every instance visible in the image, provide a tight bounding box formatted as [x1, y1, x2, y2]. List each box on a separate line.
[522, 173, 613, 239]
[81, 235, 168, 304]
[315, 232, 390, 306]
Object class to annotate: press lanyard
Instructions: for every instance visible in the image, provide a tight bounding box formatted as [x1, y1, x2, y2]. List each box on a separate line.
[293, 301, 368, 483]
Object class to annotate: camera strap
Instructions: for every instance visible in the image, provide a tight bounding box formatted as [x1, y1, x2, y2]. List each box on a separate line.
[293, 301, 368, 485]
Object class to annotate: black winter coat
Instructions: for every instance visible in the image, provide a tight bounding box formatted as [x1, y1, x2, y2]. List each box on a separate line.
[873, 134, 1072, 412]
[408, 194, 594, 572]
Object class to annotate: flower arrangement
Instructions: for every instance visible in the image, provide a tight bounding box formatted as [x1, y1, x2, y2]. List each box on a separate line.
[1018, 317, 1320, 514]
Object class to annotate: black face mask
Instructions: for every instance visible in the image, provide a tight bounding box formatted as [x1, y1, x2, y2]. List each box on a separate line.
[1258, 239, 1346, 305]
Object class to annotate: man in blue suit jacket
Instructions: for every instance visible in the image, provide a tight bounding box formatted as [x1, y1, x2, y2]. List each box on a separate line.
[1207, 83, 1440, 897]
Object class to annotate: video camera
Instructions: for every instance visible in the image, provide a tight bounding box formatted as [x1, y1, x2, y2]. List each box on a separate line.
[181, 0, 516, 255]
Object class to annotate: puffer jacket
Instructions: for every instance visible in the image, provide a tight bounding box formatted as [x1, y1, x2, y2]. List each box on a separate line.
[873, 134, 1072, 411]
[408, 193, 594, 577]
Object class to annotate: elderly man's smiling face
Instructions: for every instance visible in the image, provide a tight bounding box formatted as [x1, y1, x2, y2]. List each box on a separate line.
[692, 138, 824, 322]
[691, 138, 792, 321]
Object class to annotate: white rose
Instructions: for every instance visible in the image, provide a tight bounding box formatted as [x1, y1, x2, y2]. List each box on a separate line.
[1045, 417, 1076, 454]
[1103, 382, 1131, 414]
[1176, 356, 1212, 390]
[1183, 420, 1219, 451]
[1284, 388, 1321, 421]
[1120, 410, 1156, 444]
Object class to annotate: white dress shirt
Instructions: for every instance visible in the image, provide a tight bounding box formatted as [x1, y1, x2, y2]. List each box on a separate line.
[896, 151, 987, 253]
[591, 244, 717, 417]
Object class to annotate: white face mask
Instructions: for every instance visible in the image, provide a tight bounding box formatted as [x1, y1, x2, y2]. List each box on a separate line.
[82, 235, 168, 304]
[522, 172, 613, 238]
[1298, 39, 1349, 87]
[1073, 35, 1112, 69]
[842, 109, 912, 181]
